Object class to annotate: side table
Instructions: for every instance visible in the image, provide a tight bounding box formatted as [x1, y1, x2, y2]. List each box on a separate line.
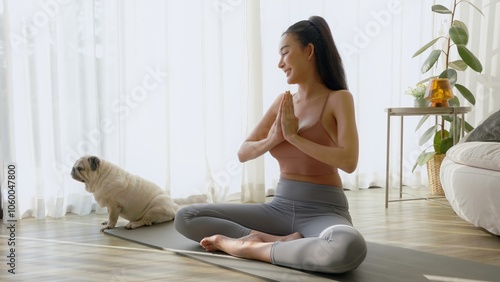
[385, 106, 472, 208]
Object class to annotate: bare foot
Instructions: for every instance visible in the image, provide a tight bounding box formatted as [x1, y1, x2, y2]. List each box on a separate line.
[200, 234, 272, 262]
[248, 230, 303, 242]
[200, 234, 224, 252]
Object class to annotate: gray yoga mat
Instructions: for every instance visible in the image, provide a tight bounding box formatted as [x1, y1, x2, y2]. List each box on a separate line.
[104, 222, 500, 282]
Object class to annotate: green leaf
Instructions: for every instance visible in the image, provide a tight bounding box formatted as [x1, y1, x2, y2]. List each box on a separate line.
[440, 116, 474, 146]
[442, 116, 474, 133]
[439, 69, 458, 85]
[454, 83, 476, 105]
[433, 133, 441, 153]
[419, 125, 439, 146]
[442, 116, 452, 122]
[459, 1, 485, 17]
[421, 50, 442, 74]
[412, 151, 437, 172]
[448, 96, 460, 106]
[433, 129, 449, 153]
[449, 60, 468, 71]
[465, 120, 474, 132]
[457, 45, 483, 72]
[415, 115, 430, 131]
[419, 152, 436, 165]
[449, 23, 468, 45]
[452, 20, 469, 32]
[432, 4, 452, 14]
[411, 161, 418, 173]
[413, 37, 443, 58]
[417, 76, 438, 85]
[439, 137, 454, 154]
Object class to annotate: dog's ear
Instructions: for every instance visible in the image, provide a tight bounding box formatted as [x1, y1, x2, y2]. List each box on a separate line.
[88, 156, 101, 171]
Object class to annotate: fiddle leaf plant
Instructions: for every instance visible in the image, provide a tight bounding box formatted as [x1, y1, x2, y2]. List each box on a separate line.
[411, 0, 483, 172]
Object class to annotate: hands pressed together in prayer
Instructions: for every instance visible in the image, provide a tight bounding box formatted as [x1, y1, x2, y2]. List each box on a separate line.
[268, 91, 299, 146]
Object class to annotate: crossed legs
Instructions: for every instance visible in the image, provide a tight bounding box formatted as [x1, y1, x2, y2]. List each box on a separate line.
[174, 181, 367, 273]
[199, 225, 367, 274]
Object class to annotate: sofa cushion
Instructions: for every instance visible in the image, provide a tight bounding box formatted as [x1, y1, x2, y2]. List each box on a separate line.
[446, 142, 500, 172]
[464, 109, 500, 142]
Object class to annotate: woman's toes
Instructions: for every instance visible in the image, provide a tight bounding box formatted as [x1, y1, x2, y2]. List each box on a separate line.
[200, 235, 221, 251]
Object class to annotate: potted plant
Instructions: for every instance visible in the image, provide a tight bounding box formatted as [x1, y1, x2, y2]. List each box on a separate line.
[411, 0, 483, 194]
[405, 83, 427, 107]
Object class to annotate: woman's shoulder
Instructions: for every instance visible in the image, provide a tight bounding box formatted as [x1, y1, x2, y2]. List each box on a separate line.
[328, 89, 352, 96]
[325, 90, 356, 119]
[327, 89, 354, 104]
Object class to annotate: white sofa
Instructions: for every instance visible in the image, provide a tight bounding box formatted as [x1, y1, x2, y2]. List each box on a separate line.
[440, 109, 500, 236]
[440, 142, 500, 235]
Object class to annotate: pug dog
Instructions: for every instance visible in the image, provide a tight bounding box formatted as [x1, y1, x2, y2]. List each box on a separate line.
[71, 155, 179, 232]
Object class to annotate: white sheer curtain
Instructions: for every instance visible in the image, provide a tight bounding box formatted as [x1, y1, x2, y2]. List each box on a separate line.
[1, 0, 498, 220]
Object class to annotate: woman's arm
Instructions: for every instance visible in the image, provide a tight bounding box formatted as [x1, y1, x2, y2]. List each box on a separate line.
[281, 91, 359, 173]
[237, 93, 285, 163]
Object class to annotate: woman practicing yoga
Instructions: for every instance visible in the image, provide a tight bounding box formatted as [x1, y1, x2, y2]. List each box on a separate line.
[175, 15, 367, 274]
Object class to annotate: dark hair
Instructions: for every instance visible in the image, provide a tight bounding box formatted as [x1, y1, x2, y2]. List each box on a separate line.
[283, 16, 348, 90]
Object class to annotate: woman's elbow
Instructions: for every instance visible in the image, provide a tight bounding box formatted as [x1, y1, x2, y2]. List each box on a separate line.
[237, 145, 252, 163]
[342, 165, 356, 174]
[237, 151, 248, 163]
[341, 157, 358, 174]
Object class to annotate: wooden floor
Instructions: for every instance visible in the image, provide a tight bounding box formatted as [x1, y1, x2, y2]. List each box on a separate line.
[1, 187, 499, 281]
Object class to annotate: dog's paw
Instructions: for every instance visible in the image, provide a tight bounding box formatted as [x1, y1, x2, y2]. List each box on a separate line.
[125, 221, 146, 230]
[125, 222, 139, 229]
[100, 225, 115, 232]
[101, 220, 109, 226]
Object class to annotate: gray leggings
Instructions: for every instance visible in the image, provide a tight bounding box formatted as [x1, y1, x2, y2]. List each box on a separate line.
[174, 178, 367, 273]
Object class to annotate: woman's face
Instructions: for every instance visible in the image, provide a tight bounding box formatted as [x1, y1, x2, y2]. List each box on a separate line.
[278, 33, 313, 85]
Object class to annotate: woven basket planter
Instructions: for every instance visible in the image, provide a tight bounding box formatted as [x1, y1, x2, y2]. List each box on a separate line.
[426, 153, 446, 195]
